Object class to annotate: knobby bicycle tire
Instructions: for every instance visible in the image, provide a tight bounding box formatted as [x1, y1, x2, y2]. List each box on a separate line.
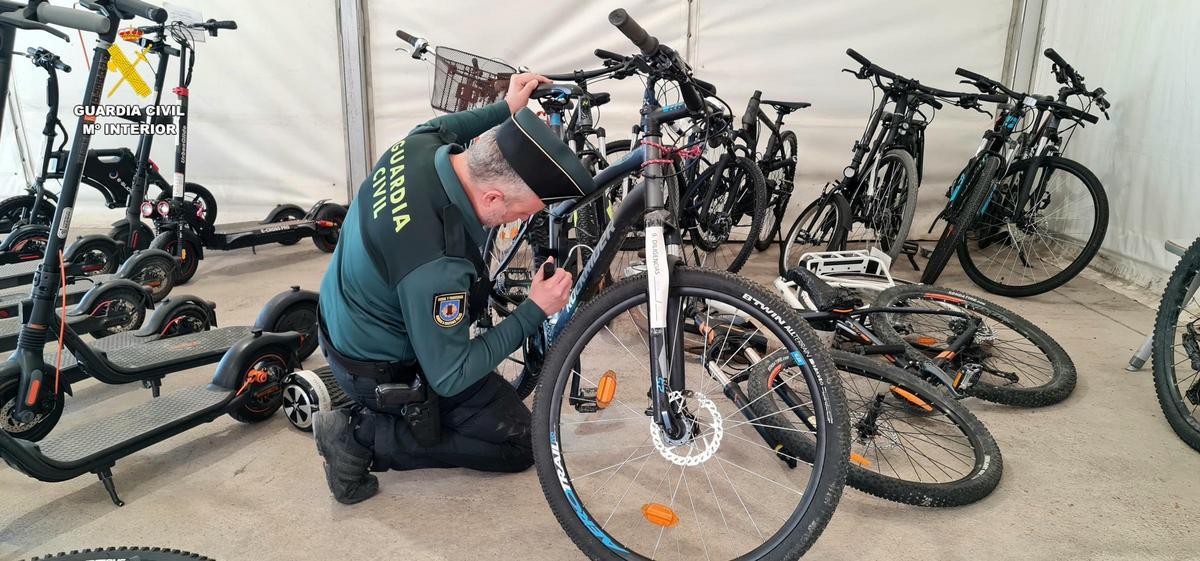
[531, 267, 848, 560]
[921, 156, 1001, 285]
[748, 349, 1002, 507]
[778, 192, 849, 276]
[871, 284, 1076, 407]
[956, 155, 1108, 297]
[1152, 236, 1200, 451]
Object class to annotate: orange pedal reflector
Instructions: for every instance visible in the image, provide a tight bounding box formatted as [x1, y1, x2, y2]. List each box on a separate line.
[641, 503, 680, 528]
[596, 370, 617, 409]
[890, 386, 933, 412]
[850, 452, 871, 467]
[935, 350, 956, 360]
[953, 370, 964, 388]
[915, 336, 938, 346]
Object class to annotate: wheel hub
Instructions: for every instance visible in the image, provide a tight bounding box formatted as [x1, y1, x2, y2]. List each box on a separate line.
[651, 391, 722, 466]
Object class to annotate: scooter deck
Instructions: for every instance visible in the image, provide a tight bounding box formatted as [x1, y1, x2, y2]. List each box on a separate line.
[41, 330, 147, 379]
[212, 220, 278, 235]
[0, 261, 43, 290]
[106, 326, 248, 370]
[39, 385, 230, 463]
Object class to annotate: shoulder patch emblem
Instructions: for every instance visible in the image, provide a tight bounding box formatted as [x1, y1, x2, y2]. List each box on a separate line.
[433, 292, 467, 328]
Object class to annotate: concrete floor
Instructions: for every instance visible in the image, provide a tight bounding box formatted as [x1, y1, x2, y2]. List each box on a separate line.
[1, 242, 1198, 561]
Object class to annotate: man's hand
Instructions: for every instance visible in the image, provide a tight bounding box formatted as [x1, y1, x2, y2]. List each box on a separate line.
[506, 72, 551, 114]
[528, 257, 572, 316]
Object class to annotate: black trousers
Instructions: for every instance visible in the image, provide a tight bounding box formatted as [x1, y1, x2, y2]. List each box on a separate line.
[331, 367, 533, 474]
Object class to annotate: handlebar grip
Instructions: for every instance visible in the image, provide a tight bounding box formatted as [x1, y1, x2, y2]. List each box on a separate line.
[208, 19, 236, 30]
[113, 0, 167, 23]
[928, 97, 944, 110]
[608, 9, 659, 55]
[1043, 47, 1070, 69]
[1077, 108, 1099, 124]
[594, 48, 627, 62]
[955, 67, 989, 83]
[542, 260, 556, 280]
[395, 28, 417, 45]
[34, 3, 110, 33]
[846, 48, 870, 67]
[978, 93, 1008, 104]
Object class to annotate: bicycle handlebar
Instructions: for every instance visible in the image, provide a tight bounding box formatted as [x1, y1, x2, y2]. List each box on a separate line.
[1043, 48, 1071, 73]
[594, 48, 628, 63]
[957, 67, 1098, 124]
[395, 28, 416, 45]
[542, 64, 622, 82]
[607, 8, 704, 113]
[111, 0, 167, 23]
[25, 2, 110, 33]
[608, 8, 658, 55]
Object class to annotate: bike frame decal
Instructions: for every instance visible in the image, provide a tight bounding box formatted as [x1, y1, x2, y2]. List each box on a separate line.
[549, 432, 629, 554]
[645, 224, 668, 329]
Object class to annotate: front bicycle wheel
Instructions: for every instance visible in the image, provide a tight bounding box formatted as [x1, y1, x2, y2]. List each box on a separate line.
[683, 156, 767, 273]
[778, 193, 848, 276]
[748, 349, 1001, 507]
[532, 268, 848, 560]
[845, 149, 917, 262]
[957, 156, 1108, 297]
[1152, 237, 1200, 451]
[921, 157, 1000, 285]
[480, 221, 539, 399]
[755, 131, 798, 252]
[871, 284, 1076, 407]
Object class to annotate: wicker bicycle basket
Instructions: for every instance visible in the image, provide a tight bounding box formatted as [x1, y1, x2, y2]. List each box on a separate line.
[431, 46, 515, 113]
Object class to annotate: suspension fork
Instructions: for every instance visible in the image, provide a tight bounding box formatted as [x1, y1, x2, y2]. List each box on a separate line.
[642, 133, 689, 440]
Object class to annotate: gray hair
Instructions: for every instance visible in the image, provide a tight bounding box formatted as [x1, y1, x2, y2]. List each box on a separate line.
[467, 128, 535, 198]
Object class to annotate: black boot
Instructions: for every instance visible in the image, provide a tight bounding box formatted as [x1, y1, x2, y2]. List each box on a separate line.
[313, 408, 379, 504]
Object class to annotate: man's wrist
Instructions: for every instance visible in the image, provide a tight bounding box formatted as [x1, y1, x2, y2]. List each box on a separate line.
[514, 298, 549, 333]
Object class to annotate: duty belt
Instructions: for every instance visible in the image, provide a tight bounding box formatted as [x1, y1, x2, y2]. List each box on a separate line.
[317, 312, 418, 383]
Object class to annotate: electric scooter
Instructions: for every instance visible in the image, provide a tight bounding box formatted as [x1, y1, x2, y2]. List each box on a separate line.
[148, 18, 345, 284]
[0, 39, 179, 301]
[0, 0, 312, 507]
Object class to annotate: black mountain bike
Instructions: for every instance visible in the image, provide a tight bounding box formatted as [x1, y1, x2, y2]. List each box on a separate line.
[488, 11, 850, 559]
[779, 49, 1001, 275]
[739, 90, 806, 252]
[940, 50, 1111, 296]
[1153, 237, 1200, 452]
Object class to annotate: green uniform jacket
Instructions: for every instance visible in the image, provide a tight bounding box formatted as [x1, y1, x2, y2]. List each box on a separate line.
[319, 101, 546, 397]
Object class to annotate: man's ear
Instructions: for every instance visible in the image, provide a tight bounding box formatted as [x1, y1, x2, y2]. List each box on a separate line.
[481, 189, 505, 205]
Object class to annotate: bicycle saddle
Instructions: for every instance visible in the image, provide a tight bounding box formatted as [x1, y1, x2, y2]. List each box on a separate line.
[763, 99, 812, 113]
[533, 83, 583, 99]
[784, 267, 862, 313]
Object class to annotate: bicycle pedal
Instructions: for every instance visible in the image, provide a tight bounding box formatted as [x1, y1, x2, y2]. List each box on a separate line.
[573, 388, 599, 413]
[499, 268, 533, 300]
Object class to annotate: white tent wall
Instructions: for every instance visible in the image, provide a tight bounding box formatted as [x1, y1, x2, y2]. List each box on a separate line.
[366, 1, 1012, 238]
[0, 0, 347, 228]
[1032, 0, 1198, 288]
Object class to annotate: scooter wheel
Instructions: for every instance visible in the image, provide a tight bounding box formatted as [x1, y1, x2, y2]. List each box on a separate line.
[0, 378, 63, 442]
[311, 204, 346, 253]
[88, 286, 148, 338]
[229, 350, 291, 424]
[272, 301, 318, 362]
[129, 252, 177, 303]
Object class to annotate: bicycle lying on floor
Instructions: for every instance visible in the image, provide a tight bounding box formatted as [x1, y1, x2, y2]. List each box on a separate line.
[1152, 236, 1200, 452]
